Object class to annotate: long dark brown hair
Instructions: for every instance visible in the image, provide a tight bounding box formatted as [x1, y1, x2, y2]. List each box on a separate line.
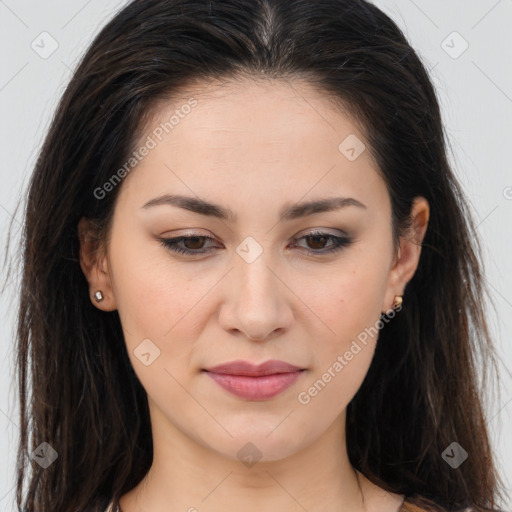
[5, 0, 509, 510]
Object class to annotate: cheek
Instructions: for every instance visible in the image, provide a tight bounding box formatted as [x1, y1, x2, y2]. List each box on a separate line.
[109, 235, 205, 357]
[295, 343, 375, 425]
[295, 269, 383, 414]
[303, 256, 388, 344]
[110, 229, 171, 312]
[297, 251, 389, 395]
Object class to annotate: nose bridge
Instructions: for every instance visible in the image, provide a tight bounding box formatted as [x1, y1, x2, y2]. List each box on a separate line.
[237, 250, 276, 299]
[222, 237, 292, 340]
[234, 233, 276, 291]
[235, 243, 280, 310]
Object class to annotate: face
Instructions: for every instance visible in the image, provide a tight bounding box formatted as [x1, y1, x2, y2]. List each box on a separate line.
[80, 78, 428, 464]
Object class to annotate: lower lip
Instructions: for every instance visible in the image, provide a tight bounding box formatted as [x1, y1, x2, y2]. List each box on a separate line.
[205, 371, 303, 400]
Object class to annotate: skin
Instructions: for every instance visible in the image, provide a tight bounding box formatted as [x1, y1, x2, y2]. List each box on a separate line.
[79, 77, 429, 512]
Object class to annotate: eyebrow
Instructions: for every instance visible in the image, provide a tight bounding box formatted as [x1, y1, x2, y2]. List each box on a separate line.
[141, 194, 367, 222]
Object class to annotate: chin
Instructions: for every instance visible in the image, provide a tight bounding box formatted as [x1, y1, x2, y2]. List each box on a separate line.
[203, 425, 312, 464]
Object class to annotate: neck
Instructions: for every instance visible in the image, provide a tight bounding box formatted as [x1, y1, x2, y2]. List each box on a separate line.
[120, 400, 371, 512]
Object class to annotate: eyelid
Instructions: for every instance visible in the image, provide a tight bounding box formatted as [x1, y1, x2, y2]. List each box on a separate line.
[158, 228, 353, 257]
[160, 228, 349, 245]
[294, 227, 349, 238]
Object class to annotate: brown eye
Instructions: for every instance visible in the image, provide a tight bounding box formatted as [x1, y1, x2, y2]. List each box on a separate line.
[292, 231, 352, 255]
[182, 236, 207, 250]
[158, 231, 352, 258]
[159, 235, 219, 255]
[304, 234, 330, 250]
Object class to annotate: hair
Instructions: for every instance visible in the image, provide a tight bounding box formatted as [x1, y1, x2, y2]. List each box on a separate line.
[5, 0, 509, 511]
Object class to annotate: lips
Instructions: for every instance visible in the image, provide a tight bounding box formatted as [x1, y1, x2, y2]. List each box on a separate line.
[203, 359, 305, 400]
[205, 359, 303, 376]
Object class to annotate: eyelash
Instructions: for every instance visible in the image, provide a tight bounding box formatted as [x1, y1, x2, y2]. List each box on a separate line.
[158, 230, 352, 257]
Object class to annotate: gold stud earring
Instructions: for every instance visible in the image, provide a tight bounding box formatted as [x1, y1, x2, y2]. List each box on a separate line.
[94, 290, 104, 302]
[393, 295, 403, 310]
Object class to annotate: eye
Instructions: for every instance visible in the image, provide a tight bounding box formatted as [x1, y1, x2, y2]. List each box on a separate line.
[158, 234, 219, 255]
[158, 230, 353, 257]
[290, 230, 353, 255]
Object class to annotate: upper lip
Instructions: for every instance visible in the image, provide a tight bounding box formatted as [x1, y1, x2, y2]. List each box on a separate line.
[204, 359, 303, 376]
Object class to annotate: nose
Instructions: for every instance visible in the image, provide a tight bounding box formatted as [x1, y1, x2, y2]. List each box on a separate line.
[218, 254, 294, 342]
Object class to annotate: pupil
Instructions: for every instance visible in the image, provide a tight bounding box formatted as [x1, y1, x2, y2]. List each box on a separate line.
[308, 235, 327, 249]
[186, 237, 205, 249]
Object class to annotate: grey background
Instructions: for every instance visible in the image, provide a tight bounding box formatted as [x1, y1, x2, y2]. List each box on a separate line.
[1, 0, 511, 509]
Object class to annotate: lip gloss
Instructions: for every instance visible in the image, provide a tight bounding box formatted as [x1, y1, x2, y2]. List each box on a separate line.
[205, 370, 303, 400]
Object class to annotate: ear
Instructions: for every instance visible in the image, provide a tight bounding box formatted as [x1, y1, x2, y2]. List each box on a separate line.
[78, 217, 117, 311]
[382, 196, 430, 313]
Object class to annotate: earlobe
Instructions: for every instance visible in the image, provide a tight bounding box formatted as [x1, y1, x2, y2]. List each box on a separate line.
[382, 197, 430, 313]
[77, 217, 117, 311]
[94, 290, 105, 303]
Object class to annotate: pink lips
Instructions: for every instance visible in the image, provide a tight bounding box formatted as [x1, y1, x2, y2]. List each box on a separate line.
[203, 359, 304, 400]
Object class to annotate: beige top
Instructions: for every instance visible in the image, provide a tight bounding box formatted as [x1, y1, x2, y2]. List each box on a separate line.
[103, 496, 450, 512]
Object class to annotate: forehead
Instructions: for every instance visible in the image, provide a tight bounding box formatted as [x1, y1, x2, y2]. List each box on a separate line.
[117, 76, 388, 221]
[147, 76, 367, 146]
[138, 77, 375, 171]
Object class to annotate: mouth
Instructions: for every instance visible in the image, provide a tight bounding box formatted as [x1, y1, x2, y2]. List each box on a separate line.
[202, 359, 306, 401]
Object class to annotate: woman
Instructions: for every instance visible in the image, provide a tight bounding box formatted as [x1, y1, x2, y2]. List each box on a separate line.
[11, 0, 508, 511]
